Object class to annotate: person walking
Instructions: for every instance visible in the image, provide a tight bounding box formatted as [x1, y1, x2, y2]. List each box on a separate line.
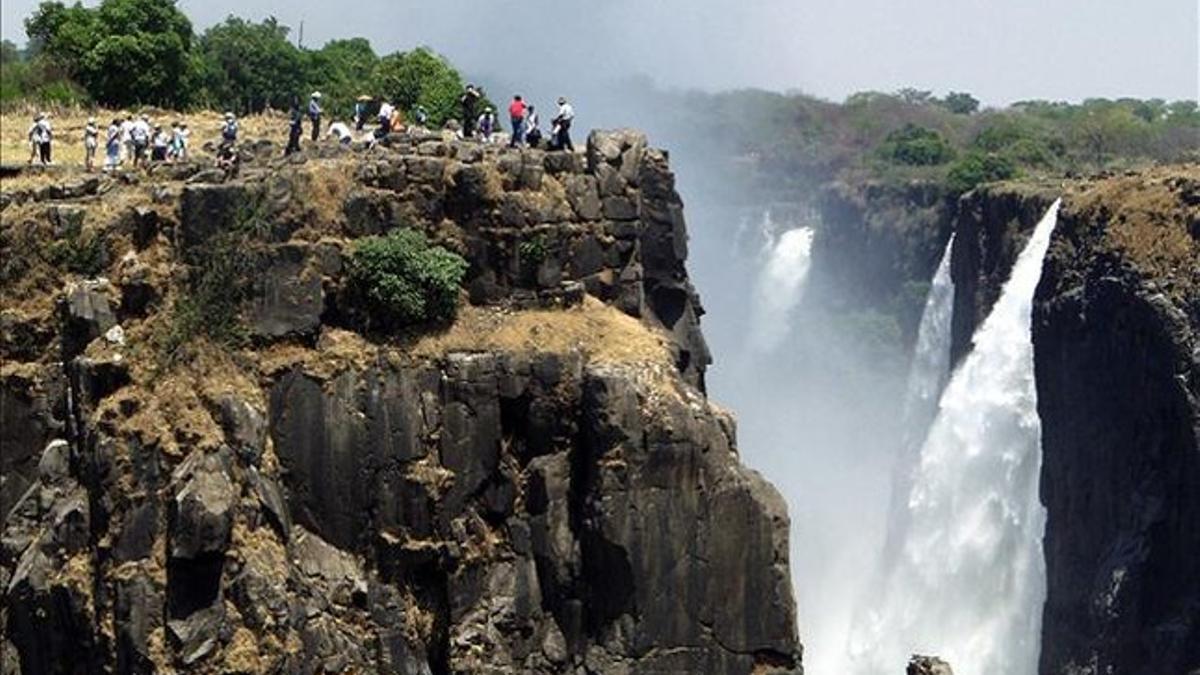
[508, 95, 526, 148]
[308, 92, 323, 142]
[84, 117, 99, 171]
[26, 114, 40, 165]
[460, 84, 480, 138]
[105, 118, 122, 171]
[553, 96, 575, 152]
[169, 121, 188, 161]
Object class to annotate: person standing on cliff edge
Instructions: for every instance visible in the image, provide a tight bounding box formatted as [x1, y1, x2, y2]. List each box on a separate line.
[508, 95, 526, 147]
[553, 96, 575, 152]
[460, 84, 480, 138]
[308, 92, 323, 142]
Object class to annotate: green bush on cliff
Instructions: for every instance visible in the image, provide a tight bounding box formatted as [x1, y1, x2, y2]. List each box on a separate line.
[347, 229, 467, 329]
[946, 151, 1017, 194]
[880, 124, 955, 166]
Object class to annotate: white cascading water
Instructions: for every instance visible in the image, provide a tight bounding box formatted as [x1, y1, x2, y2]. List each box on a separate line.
[747, 211, 815, 353]
[877, 234, 957, 574]
[848, 200, 1060, 675]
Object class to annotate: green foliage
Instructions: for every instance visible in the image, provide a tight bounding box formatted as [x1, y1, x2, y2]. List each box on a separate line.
[940, 91, 979, 115]
[347, 228, 468, 329]
[946, 151, 1017, 194]
[370, 47, 467, 126]
[517, 235, 547, 284]
[195, 16, 304, 113]
[25, 0, 194, 107]
[304, 38, 378, 119]
[157, 198, 268, 363]
[45, 230, 106, 276]
[880, 124, 955, 166]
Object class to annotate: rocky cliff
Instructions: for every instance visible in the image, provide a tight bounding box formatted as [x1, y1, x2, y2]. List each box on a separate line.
[945, 167, 1200, 674]
[0, 130, 801, 673]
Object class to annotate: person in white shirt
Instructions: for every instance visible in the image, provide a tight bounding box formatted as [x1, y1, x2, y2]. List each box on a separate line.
[377, 101, 395, 137]
[130, 115, 152, 167]
[120, 116, 135, 164]
[552, 97, 575, 152]
[151, 125, 170, 161]
[327, 120, 353, 146]
[26, 114, 40, 165]
[524, 105, 542, 147]
[84, 117, 99, 171]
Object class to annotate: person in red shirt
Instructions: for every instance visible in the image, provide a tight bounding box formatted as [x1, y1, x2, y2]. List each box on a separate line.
[508, 95, 527, 148]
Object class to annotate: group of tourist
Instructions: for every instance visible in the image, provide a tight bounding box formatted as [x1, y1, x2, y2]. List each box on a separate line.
[27, 111, 191, 172]
[458, 85, 575, 151]
[31, 85, 579, 171]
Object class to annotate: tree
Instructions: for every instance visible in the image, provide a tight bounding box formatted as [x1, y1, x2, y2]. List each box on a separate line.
[370, 47, 466, 126]
[896, 87, 934, 105]
[947, 151, 1017, 193]
[196, 16, 304, 113]
[880, 124, 955, 165]
[303, 38, 378, 119]
[24, 0, 194, 107]
[941, 91, 980, 115]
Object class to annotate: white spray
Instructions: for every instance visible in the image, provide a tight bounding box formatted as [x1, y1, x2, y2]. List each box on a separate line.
[747, 211, 815, 354]
[848, 201, 1060, 675]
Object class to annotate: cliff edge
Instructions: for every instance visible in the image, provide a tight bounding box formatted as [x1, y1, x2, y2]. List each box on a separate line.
[0, 131, 801, 673]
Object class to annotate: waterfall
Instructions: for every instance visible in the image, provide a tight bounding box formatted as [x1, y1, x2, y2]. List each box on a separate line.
[848, 200, 1060, 675]
[901, 234, 956, 440]
[879, 234, 957, 572]
[747, 211, 815, 353]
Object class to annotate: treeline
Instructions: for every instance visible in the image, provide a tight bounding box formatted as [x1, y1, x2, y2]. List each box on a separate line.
[637, 84, 1200, 199]
[0, 0, 476, 125]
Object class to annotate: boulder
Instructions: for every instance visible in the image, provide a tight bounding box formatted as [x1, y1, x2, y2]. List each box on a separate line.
[170, 450, 235, 559]
[60, 279, 117, 359]
[908, 655, 955, 675]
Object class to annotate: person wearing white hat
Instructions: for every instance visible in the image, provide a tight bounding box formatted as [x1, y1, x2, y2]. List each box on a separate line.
[552, 97, 575, 152]
[308, 92, 323, 142]
[33, 112, 53, 165]
[84, 117, 99, 171]
[221, 112, 239, 147]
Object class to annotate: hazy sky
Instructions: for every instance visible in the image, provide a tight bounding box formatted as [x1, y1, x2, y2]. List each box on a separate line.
[3, 0, 1197, 105]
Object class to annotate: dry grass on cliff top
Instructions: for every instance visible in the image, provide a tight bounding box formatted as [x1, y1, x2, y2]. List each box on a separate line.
[1, 107, 292, 169]
[1065, 164, 1200, 295]
[259, 297, 675, 384]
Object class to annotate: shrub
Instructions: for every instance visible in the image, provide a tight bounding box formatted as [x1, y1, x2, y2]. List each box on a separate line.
[946, 151, 1017, 194]
[347, 228, 467, 328]
[880, 124, 955, 166]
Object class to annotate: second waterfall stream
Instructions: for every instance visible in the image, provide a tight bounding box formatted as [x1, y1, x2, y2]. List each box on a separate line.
[847, 200, 1062, 675]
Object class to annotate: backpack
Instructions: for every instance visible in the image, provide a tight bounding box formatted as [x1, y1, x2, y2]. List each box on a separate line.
[222, 121, 238, 141]
[131, 125, 149, 145]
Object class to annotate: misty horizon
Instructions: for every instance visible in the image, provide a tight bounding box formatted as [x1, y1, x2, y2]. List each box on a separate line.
[2, 0, 1197, 106]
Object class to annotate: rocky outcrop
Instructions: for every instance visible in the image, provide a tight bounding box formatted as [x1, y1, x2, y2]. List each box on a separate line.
[1033, 169, 1200, 675]
[0, 130, 799, 673]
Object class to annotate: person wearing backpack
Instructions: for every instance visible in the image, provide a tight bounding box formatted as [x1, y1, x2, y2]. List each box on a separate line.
[84, 117, 99, 171]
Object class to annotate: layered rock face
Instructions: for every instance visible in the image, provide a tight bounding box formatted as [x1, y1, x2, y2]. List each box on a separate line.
[947, 167, 1200, 674]
[1033, 169, 1200, 675]
[0, 131, 800, 673]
